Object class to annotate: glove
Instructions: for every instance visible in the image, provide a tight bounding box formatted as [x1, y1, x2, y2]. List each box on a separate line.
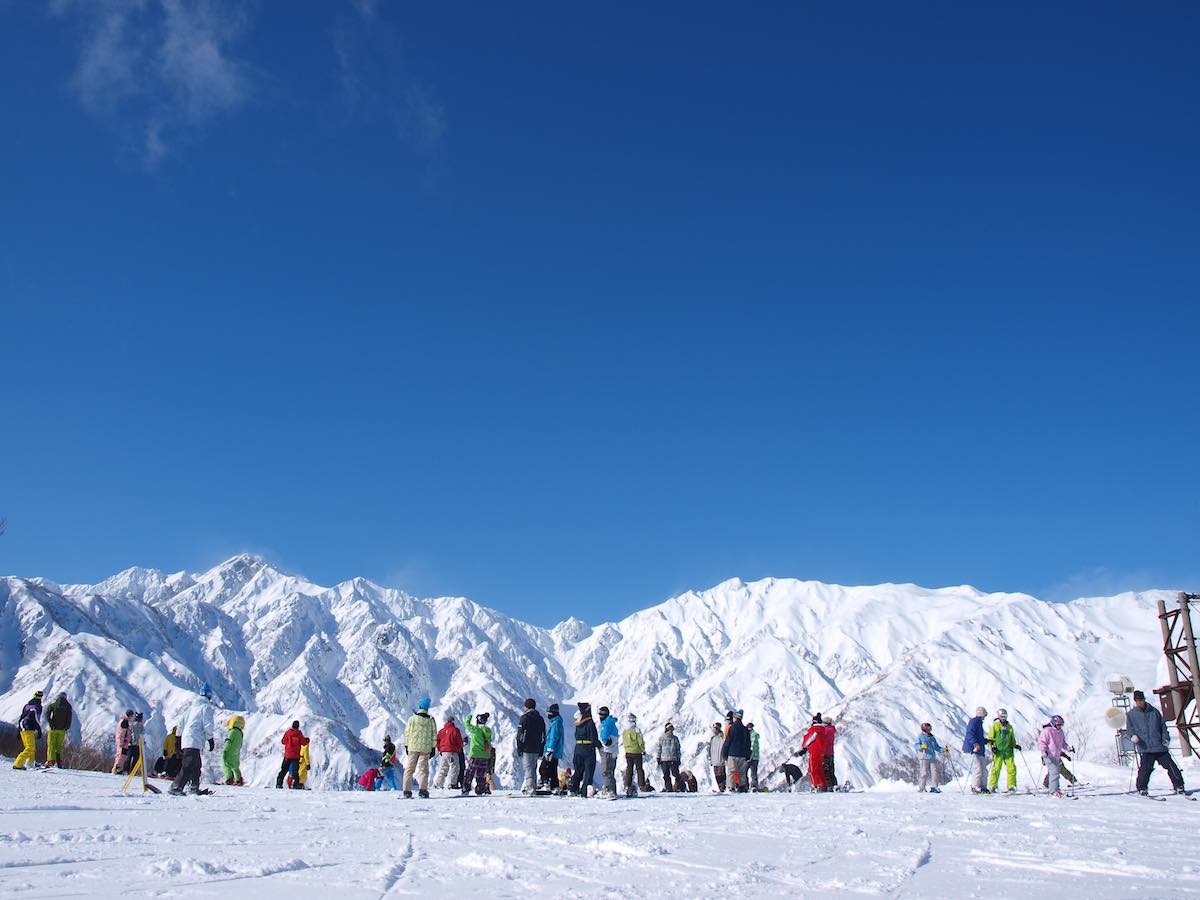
[973, 743, 981, 753]
[207, 738, 215, 751]
[1131, 735, 1140, 744]
[942, 747, 949, 753]
[1015, 744, 1022, 751]
[798, 747, 808, 757]
[1062, 754, 1072, 761]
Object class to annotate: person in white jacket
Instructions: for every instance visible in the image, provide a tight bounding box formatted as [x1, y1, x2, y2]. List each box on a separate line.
[170, 683, 216, 796]
[709, 722, 727, 792]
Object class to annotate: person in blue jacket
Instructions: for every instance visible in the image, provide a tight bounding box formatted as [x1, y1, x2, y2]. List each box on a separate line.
[540, 703, 565, 791]
[914, 723, 947, 793]
[962, 706, 989, 794]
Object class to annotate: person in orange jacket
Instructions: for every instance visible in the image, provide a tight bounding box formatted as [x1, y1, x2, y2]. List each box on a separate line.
[799, 713, 828, 791]
[276, 720, 310, 789]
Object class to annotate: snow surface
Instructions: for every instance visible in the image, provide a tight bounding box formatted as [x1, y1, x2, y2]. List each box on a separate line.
[0, 761, 1197, 898]
[0, 556, 1188, 790]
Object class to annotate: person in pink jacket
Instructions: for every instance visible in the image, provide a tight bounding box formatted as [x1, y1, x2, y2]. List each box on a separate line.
[1036, 714, 1070, 797]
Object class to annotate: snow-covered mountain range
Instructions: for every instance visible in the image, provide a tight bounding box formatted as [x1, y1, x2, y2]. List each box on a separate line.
[0, 556, 1176, 789]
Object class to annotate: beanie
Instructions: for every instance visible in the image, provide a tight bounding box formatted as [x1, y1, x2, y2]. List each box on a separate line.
[1132, 690, 1146, 701]
[418, 697, 431, 711]
[734, 709, 744, 718]
[33, 690, 43, 700]
[626, 713, 637, 724]
[548, 703, 559, 716]
[476, 712, 490, 723]
[292, 720, 300, 729]
[598, 706, 610, 716]
[577, 701, 590, 714]
[812, 713, 823, 725]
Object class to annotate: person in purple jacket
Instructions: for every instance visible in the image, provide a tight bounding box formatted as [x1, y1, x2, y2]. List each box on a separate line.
[962, 706, 989, 794]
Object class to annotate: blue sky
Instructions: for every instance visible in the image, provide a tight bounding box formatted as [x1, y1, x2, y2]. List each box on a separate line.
[2, 2, 1197, 625]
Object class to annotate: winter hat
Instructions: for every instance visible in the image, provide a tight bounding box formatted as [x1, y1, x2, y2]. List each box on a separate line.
[57, 692, 67, 701]
[548, 704, 559, 716]
[199, 683, 213, 699]
[812, 713, 823, 725]
[734, 709, 744, 719]
[626, 713, 638, 724]
[384, 734, 393, 743]
[124, 709, 134, 717]
[598, 706, 610, 717]
[476, 712, 490, 723]
[1132, 690, 1146, 701]
[418, 697, 431, 711]
[921, 722, 932, 730]
[997, 709, 1008, 719]
[664, 722, 674, 732]
[292, 720, 300, 729]
[33, 690, 43, 700]
[445, 716, 455, 723]
[713, 722, 723, 731]
[975, 706, 987, 717]
[747, 723, 754, 730]
[577, 701, 591, 714]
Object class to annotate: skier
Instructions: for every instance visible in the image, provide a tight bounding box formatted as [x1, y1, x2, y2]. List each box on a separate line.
[821, 717, 839, 789]
[747, 722, 761, 790]
[779, 762, 803, 792]
[1037, 714, 1069, 798]
[799, 714, 828, 792]
[379, 735, 400, 791]
[223, 715, 245, 786]
[540, 703, 565, 791]
[433, 716, 464, 789]
[462, 712, 494, 795]
[171, 683, 216, 796]
[985, 708, 1021, 793]
[12, 690, 43, 770]
[45, 692, 72, 769]
[621, 713, 650, 796]
[1127, 690, 1187, 796]
[516, 698, 546, 794]
[708, 722, 727, 792]
[962, 706, 990, 794]
[402, 698, 437, 798]
[568, 702, 599, 797]
[276, 720, 310, 789]
[655, 721, 682, 792]
[598, 706, 620, 797]
[113, 709, 134, 774]
[914, 722, 948, 793]
[721, 709, 752, 793]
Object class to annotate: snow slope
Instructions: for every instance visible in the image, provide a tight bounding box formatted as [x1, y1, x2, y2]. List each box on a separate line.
[0, 762, 1197, 898]
[0, 556, 1182, 789]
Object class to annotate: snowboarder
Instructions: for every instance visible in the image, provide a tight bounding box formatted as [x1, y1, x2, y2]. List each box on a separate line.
[568, 702, 599, 797]
[380, 735, 400, 791]
[540, 703, 564, 791]
[171, 683, 216, 796]
[677, 769, 699, 792]
[516, 698, 546, 794]
[403, 698, 437, 798]
[1127, 690, 1186, 796]
[915, 722, 948, 793]
[126, 711, 145, 775]
[598, 706, 620, 797]
[708, 722, 727, 792]
[747, 722, 761, 790]
[962, 706, 989, 794]
[655, 721, 682, 791]
[163, 725, 179, 760]
[462, 712, 494, 795]
[296, 742, 311, 788]
[621, 713, 651, 796]
[45, 692, 72, 769]
[358, 767, 382, 790]
[721, 709, 752, 793]
[779, 762, 803, 792]
[223, 715, 245, 786]
[1037, 714, 1070, 797]
[986, 708, 1021, 793]
[276, 720, 310, 789]
[433, 716, 464, 789]
[113, 709, 134, 774]
[799, 714, 828, 792]
[12, 690, 43, 770]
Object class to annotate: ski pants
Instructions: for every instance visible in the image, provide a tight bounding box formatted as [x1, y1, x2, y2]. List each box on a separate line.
[623, 753, 648, 793]
[433, 751, 460, 788]
[518, 751, 539, 791]
[1043, 761, 1077, 787]
[222, 759, 242, 782]
[807, 751, 827, 791]
[823, 754, 838, 789]
[277, 755, 301, 788]
[403, 751, 430, 793]
[569, 747, 596, 795]
[47, 729, 66, 765]
[1044, 755, 1062, 793]
[660, 759, 680, 791]
[968, 754, 986, 791]
[13, 730, 37, 769]
[749, 759, 759, 790]
[988, 754, 1017, 791]
[463, 757, 490, 794]
[727, 756, 750, 792]
[1135, 750, 1185, 792]
[113, 744, 132, 773]
[917, 757, 943, 791]
[783, 766, 802, 791]
[602, 752, 618, 794]
[539, 756, 558, 790]
[712, 763, 727, 791]
[172, 747, 202, 793]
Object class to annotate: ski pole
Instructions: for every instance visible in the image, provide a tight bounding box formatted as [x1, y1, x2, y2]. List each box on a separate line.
[1018, 749, 1039, 794]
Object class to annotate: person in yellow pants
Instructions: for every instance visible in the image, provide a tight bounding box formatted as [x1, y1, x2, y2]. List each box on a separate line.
[13, 691, 44, 770]
[985, 708, 1021, 793]
[297, 743, 310, 787]
[45, 693, 73, 767]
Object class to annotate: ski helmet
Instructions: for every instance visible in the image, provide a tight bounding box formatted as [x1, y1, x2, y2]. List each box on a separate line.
[1051, 715, 1064, 726]
[199, 683, 213, 699]
[997, 709, 1008, 719]
[812, 713, 823, 725]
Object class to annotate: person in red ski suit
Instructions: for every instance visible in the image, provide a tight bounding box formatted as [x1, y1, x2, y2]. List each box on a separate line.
[799, 713, 828, 791]
[276, 720, 310, 789]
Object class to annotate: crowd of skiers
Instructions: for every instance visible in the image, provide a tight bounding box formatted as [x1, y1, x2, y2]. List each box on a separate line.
[9, 684, 1189, 800]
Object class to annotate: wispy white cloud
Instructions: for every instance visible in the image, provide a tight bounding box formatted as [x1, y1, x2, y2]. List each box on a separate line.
[1044, 566, 1196, 601]
[51, 0, 255, 166]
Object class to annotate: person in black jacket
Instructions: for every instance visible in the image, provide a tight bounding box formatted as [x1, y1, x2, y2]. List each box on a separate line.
[721, 709, 752, 792]
[568, 702, 599, 797]
[45, 693, 73, 769]
[516, 698, 547, 794]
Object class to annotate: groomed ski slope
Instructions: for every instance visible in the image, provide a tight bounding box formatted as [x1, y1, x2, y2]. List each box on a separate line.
[1, 760, 1196, 898]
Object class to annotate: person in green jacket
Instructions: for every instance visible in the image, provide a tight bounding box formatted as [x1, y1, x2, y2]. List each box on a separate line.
[621, 713, 651, 797]
[748, 722, 761, 790]
[462, 712, 493, 795]
[223, 715, 245, 785]
[986, 708, 1021, 793]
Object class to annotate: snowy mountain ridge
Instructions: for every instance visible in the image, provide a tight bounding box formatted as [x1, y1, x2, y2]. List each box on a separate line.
[0, 556, 1176, 789]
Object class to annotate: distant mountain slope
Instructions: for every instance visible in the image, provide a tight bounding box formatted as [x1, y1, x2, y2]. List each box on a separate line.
[0, 557, 1174, 788]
